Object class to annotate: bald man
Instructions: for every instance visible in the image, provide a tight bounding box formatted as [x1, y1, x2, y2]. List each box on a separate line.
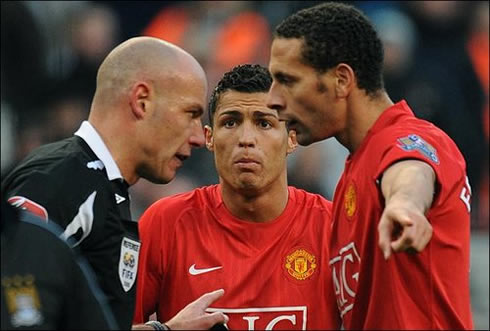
[2, 37, 228, 330]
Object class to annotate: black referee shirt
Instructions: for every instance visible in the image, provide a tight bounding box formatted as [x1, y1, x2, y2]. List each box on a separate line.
[2, 121, 140, 330]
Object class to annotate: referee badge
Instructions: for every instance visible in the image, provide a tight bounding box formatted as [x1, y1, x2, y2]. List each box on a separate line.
[119, 237, 140, 292]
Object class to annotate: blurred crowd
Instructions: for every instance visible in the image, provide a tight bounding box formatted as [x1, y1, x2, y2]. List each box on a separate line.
[1, 0, 488, 328]
[2, 0, 487, 228]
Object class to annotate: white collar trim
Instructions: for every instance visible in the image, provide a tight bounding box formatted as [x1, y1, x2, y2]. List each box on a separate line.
[75, 121, 123, 181]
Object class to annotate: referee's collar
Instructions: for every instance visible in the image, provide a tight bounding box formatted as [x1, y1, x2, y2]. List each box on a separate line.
[74, 121, 124, 182]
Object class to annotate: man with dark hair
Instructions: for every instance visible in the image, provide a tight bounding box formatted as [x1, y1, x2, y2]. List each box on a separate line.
[267, 2, 473, 329]
[133, 64, 341, 330]
[2, 36, 227, 330]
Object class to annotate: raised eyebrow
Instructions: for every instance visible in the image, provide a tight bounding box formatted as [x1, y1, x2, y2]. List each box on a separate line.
[217, 110, 243, 118]
[253, 110, 279, 119]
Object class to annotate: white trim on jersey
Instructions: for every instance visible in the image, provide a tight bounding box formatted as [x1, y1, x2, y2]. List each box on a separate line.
[61, 191, 96, 247]
[206, 306, 307, 330]
[75, 121, 123, 181]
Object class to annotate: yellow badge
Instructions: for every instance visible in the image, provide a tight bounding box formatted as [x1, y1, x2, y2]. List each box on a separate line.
[2, 274, 43, 327]
[344, 182, 356, 218]
[285, 249, 316, 280]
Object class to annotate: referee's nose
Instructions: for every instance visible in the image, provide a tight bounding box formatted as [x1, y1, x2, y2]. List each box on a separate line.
[189, 118, 205, 148]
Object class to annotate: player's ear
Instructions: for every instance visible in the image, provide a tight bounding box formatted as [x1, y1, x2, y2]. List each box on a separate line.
[129, 81, 151, 120]
[204, 125, 214, 151]
[286, 130, 298, 154]
[334, 63, 354, 98]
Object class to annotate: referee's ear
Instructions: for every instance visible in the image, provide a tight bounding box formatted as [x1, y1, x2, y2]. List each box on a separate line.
[204, 125, 214, 151]
[130, 81, 151, 120]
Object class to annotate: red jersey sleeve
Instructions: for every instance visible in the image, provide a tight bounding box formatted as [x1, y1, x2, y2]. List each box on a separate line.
[373, 121, 467, 207]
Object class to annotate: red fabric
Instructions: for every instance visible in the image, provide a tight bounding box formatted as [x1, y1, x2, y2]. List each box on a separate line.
[330, 100, 473, 329]
[133, 185, 340, 329]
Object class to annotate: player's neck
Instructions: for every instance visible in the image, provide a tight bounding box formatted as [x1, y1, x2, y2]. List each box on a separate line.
[220, 176, 289, 223]
[338, 90, 393, 153]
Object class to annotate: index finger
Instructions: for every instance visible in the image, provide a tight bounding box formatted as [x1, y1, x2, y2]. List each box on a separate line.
[195, 289, 225, 309]
[378, 214, 393, 260]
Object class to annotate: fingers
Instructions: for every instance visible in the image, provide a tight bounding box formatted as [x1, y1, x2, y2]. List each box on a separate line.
[390, 225, 415, 252]
[379, 209, 433, 261]
[378, 214, 394, 260]
[391, 211, 432, 253]
[200, 312, 229, 327]
[194, 289, 225, 310]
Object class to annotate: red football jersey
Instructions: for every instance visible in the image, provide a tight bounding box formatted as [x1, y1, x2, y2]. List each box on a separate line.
[133, 185, 341, 330]
[329, 100, 473, 329]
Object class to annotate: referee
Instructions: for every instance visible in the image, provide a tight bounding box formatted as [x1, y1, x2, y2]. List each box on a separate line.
[2, 37, 227, 330]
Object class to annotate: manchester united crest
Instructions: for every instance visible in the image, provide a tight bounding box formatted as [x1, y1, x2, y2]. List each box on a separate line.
[285, 249, 316, 280]
[344, 182, 357, 218]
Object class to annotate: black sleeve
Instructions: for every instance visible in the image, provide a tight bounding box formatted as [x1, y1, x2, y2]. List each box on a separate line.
[20, 212, 119, 330]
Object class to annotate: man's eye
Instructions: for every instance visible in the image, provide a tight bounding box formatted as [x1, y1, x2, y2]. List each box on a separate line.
[276, 75, 294, 86]
[223, 119, 236, 128]
[259, 120, 272, 129]
[189, 110, 202, 119]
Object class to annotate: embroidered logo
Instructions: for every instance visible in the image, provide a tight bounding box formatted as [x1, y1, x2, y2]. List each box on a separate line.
[119, 237, 140, 292]
[115, 194, 126, 204]
[397, 134, 439, 164]
[344, 183, 357, 218]
[2, 275, 44, 327]
[188, 264, 223, 275]
[86, 160, 105, 170]
[285, 249, 316, 280]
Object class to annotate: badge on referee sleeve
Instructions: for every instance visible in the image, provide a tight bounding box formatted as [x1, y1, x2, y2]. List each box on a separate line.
[118, 237, 140, 292]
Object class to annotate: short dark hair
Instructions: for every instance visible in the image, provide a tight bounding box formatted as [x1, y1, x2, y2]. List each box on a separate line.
[208, 64, 272, 125]
[275, 2, 384, 95]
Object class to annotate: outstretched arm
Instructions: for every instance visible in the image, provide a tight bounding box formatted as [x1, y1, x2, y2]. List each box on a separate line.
[132, 289, 229, 330]
[378, 160, 435, 260]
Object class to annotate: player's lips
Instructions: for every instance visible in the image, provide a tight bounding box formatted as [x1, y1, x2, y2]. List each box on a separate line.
[235, 157, 260, 164]
[234, 157, 260, 171]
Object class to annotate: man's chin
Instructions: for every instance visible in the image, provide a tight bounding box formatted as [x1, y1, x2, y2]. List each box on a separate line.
[140, 170, 174, 185]
[296, 133, 314, 146]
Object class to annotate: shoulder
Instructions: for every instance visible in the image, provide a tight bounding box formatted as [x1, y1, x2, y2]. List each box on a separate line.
[2, 138, 115, 224]
[139, 186, 214, 227]
[289, 186, 332, 213]
[4, 136, 106, 190]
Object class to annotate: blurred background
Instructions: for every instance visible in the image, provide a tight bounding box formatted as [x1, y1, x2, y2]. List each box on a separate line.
[1, 1, 488, 328]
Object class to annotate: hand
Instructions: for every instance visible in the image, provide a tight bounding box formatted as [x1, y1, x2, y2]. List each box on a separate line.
[165, 289, 229, 330]
[378, 201, 433, 260]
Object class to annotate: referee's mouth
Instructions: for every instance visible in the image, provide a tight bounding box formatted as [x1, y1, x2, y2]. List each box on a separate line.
[175, 153, 189, 162]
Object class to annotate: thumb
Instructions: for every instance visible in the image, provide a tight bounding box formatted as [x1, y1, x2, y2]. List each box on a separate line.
[378, 214, 393, 260]
[195, 289, 225, 309]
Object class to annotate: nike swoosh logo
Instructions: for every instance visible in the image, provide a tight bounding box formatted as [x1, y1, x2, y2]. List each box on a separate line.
[188, 264, 223, 275]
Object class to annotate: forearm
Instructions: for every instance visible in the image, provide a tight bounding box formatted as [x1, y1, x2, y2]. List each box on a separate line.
[381, 160, 435, 214]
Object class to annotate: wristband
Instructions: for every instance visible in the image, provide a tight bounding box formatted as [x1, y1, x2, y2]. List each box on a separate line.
[145, 320, 170, 330]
